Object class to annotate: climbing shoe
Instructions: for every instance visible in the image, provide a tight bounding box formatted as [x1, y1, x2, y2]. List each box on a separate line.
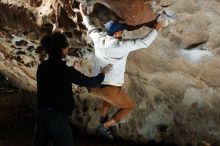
[97, 124, 113, 140]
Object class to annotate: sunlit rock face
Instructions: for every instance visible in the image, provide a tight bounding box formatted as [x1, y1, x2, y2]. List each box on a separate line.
[0, 0, 220, 145]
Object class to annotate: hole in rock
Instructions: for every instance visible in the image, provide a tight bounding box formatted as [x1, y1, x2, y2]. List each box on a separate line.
[158, 125, 168, 132]
[91, 3, 123, 25]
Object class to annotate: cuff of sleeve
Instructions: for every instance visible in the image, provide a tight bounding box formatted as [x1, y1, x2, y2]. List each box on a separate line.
[99, 73, 105, 77]
[82, 16, 90, 26]
[152, 29, 159, 34]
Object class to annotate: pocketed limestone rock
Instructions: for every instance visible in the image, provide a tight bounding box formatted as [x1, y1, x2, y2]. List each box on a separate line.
[0, 0, 220, 146]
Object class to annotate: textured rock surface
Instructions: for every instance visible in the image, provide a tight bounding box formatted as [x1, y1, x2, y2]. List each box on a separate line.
[0, 0, 220, 146]
[85, 0, 157, 25]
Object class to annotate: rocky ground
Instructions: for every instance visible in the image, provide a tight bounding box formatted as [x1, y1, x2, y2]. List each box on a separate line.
[0, 76, 178, 146]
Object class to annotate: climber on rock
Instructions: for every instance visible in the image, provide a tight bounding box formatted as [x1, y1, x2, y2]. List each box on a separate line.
[79, 3, 167, 140]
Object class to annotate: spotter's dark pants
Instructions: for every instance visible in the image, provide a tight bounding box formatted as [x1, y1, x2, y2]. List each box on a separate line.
[33, 109, 73, 146]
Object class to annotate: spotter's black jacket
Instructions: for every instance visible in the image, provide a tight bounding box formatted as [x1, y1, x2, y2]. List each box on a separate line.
[37, 58, 104, 115]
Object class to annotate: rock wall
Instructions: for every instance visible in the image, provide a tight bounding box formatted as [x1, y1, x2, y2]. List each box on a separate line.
[0, 0, 220, 145]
